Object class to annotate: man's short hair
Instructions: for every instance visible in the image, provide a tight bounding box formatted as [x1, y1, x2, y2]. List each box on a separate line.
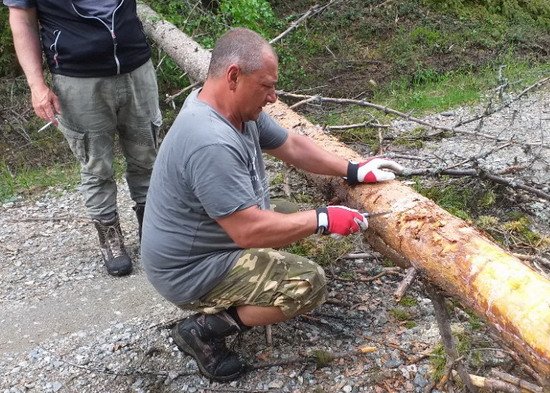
[207, 28, 277, 77]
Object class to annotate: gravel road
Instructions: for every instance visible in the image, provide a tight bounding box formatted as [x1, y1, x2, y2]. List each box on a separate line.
[1, 87, 548, 392]
[1, 184, 449, 393]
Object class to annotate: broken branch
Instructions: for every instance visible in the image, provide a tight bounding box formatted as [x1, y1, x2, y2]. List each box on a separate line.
[276, 90, 549, 148]
[269, 0, 336, 45]
[426, 284, 477, 392]
[394, 267, 417, 302]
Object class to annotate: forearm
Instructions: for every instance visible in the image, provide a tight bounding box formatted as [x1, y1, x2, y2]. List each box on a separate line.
[10, 7, 61, 122]
[268, 134, 348, 177]
[9, 7, 47, 90]
[218, 208, 318, 249]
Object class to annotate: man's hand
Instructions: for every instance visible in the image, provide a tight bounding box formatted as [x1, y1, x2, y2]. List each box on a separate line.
[8, 6, 61, 126]
[316, 206, 368, 236]
[31, 85, 61, 125]
[347, 158, 404, 185]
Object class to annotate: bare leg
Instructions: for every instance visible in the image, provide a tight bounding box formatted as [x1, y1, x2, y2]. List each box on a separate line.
[236, 305, 290, 326]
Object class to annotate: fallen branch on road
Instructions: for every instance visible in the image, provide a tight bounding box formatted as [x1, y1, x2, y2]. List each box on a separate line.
[455, 76, 550, 128]
[275, 90, 550, 148]
[250, 345, 377, 370]
[401, 167, 550, 201]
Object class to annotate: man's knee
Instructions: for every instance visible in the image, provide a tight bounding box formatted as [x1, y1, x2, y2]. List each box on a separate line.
[275, 262, 327, 318]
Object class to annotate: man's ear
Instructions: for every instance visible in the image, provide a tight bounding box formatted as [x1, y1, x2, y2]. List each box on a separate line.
[227, 64, 240, 90]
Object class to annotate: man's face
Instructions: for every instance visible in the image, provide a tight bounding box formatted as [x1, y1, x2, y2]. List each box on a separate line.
[235, 53, 278, 123]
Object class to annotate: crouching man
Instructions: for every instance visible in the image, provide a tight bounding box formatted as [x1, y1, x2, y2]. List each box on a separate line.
[141, 28, 403, 381]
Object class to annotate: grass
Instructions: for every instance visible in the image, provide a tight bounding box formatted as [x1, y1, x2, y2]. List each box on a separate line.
[478, 214, 550, 251]
[0, 156, 128, 203]
[390, 307, 412, 321]
[283, 236, 356, 267]
[399, 295, 418, 307]
[373, 59, 550, 116]
[430, 332, 473, 381]
[0, 161, 80, 202]
[412, 178, 476, 221]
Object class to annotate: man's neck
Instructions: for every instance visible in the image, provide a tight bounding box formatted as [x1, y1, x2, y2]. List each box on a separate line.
[198, 83, 242, 131]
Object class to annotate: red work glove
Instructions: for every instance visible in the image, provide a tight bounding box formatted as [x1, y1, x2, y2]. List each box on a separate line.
[347, 158, 404, 184]
[316, 206, 368, 236]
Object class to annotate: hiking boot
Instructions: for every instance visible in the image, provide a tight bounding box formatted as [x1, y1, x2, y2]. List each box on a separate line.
[133, 203, 145, 241]
[172, 312, 247, 381]
[93, 215, 133, 276]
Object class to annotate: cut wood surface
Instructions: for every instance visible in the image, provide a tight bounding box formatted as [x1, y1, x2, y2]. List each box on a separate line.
[137, 2, 550, 382]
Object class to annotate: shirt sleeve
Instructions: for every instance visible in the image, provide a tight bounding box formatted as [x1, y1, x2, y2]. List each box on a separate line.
[3, 0, 35, 8]
[256, 112, 288, 149]
[185, 143, 259, 219]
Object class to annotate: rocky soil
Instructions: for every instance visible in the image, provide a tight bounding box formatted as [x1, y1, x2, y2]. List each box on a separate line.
[1, 87, 548, 393]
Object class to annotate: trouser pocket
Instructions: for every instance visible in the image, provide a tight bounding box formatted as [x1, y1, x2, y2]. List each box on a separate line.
[151, 110, 162, 150]
[60, 127, 88, 165]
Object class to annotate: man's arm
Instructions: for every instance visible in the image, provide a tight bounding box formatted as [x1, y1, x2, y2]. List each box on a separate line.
[217, 206, 318, 249]
[9, 6, 60, 122]
[266, 133, 348, 177]
[267, 132, 404, 184]
[217, 204, 368, 249]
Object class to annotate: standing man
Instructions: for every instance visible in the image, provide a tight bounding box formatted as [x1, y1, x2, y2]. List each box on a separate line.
[141, 28, 403, 381]
[5, 0, 161, 276]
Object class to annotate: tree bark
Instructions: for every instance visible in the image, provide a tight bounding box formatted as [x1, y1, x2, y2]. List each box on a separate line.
[137, 3, 210, 83]
[137, 2, 550, 383]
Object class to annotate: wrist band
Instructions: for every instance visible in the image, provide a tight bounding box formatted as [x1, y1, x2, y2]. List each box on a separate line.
[315, 207, 329, 235]
[347, 161, 359, 185]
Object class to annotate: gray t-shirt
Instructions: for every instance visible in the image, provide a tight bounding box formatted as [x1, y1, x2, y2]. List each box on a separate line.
[141, 89, 288, 305]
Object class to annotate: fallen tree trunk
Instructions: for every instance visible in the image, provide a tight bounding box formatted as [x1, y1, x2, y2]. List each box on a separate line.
[137, 3, 550, 383]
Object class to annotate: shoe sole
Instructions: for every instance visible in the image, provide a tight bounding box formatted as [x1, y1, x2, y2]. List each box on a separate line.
[171, 325, 243, 382]
[107, 267, 132, 277]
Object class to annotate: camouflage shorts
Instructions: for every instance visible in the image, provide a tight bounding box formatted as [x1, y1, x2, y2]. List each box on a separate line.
[181, 248, 327, 318]
[180, 200, 326, 317]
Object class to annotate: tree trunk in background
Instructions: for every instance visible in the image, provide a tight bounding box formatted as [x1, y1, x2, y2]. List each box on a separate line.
[137, 2, 550, 383]
[137, 4, 210, 83]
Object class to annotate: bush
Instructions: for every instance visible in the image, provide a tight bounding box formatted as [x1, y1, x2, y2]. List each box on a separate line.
[219, 0, 279, 36]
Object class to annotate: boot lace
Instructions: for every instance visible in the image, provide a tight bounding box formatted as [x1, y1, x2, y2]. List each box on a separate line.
[98, 222, 126, 259]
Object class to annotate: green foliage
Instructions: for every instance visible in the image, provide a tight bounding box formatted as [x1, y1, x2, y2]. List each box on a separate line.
[423, 0, 550, 28]
[270, 172, 285, 186]
[466, 311, 484, 331]
[394, 127, 427, 148]
[0, 161, 80, 202]
[430, 332, 472, 381]
[390, 307, 412, 321]
[310, 349, 333, 368]
[144, 0, 279, 49]
[2, 0, 550, 205]
[399, 296, 418, 307]
[502, 216, 549, 248]
[477, 213, 550, 250]
[142, 0, 226, 49]
[429, 344, 447, 381]
[219, 0, 279, 36]
[412, 177, 507, 221]
[377, 60, 550, 115]
[283, 236, 355, 267]
[412, 179, 474, 220]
